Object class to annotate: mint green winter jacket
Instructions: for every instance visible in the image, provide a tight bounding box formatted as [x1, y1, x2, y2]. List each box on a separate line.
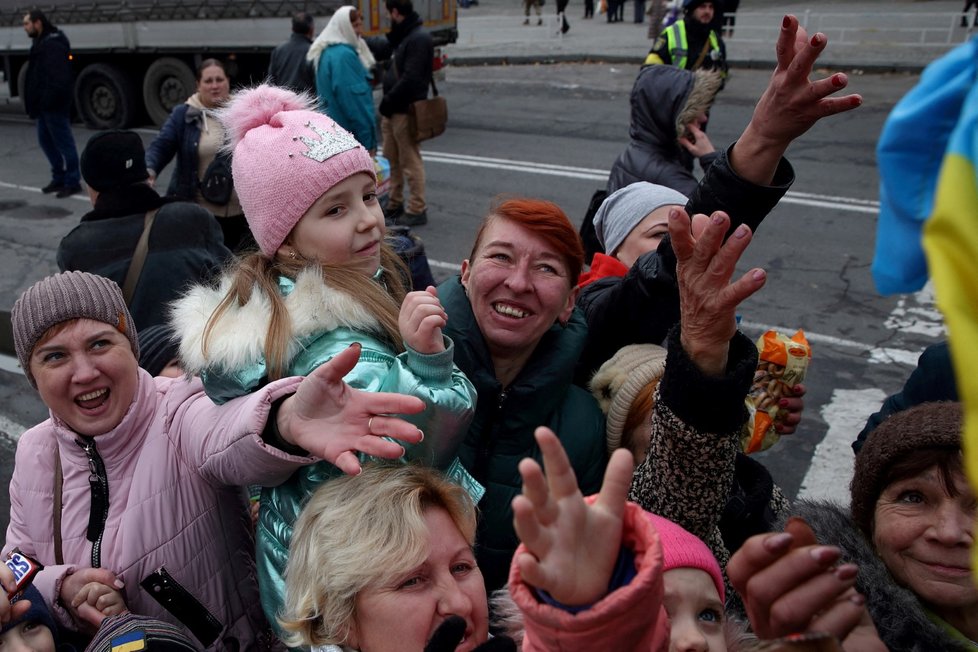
[170, 267, 477, 637]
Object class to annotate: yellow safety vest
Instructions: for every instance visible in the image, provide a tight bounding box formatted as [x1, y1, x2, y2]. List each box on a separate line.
[663, 20, 720, 70]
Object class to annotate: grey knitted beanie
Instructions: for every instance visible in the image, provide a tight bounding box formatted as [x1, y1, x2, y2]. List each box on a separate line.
[12, 271, 139, 388]
[589, 344, 668, 454]
[593, 182, 688, 257]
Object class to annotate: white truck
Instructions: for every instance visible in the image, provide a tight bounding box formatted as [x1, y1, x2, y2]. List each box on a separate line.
[1, 0, 456, 127]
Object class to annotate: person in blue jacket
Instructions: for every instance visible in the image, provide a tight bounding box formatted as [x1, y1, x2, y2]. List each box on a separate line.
[307, 6, 378, 152]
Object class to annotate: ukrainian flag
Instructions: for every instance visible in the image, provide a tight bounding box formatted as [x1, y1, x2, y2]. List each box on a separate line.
[109, 630, 147, 652]
[921, 43, 978, 578]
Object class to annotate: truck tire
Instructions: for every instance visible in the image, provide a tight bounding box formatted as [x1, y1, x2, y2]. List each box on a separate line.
[16, 63, 28, 101]
[143, 57, 195, 126]
[74, 63, 135, 129]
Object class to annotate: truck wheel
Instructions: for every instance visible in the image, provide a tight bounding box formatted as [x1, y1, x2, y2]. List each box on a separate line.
[74, 63, 135, 129]
[16, 63, 28, 100]
[143, 58, 195, 126]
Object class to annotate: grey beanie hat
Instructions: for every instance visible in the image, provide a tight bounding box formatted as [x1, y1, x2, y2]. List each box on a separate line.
[589, 344, 668, 454]
[12, 271, 139, 388]
[593, 182, 689, 257]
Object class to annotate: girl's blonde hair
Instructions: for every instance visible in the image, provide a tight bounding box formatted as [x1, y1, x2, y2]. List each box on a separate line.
[279, 463, 478, 647]
[202, 244, 408, 379]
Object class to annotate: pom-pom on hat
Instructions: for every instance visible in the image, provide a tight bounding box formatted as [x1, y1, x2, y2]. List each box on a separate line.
[590, 344, 668, 453]
[850, 401, 963, 537]
[593, 182, 688, 257]
[647, 513, 725, 603]
[11, 271, 139, 388]
[218, 85, 376, 257]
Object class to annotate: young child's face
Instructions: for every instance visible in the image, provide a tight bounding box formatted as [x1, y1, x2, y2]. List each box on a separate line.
[663, 568, 726, 652]
[281, 172, 385, 275]
[0, 620, 56, 652]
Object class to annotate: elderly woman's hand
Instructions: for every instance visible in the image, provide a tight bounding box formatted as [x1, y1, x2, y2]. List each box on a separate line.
[730, 15, 862, 186]
[727, 531, 886, 651]
[277, 343, 426, 475]
[512, 427, 634, 606]
[776, 383, 806, 435]
[0, 562, 31, 627]
[671, 209, 767, 376]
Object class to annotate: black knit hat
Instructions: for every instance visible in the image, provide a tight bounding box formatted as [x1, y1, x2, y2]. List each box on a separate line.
[138, 324, 180, 377]
[81, 130, 150, 192]
[850, 401, 962, 537]
[1, 585, 59, 645]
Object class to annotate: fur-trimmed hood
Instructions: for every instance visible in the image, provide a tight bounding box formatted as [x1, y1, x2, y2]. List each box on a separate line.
[790, 499, 971, 651]
[628, 65, 722, 153]
[170, 267, 383, 376]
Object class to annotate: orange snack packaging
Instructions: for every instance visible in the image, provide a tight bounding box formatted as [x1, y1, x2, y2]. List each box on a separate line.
[741, 330, 811, 454]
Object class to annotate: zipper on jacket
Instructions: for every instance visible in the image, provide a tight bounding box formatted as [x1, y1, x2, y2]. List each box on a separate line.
[473, 389, 507, 485]
[76, 437, 109, 568]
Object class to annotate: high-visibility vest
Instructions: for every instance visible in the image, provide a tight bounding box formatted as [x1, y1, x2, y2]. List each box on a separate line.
[664, 20, 720, 70]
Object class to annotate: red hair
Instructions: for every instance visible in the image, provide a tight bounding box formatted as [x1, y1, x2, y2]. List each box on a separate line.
[469, 198, 584, 287]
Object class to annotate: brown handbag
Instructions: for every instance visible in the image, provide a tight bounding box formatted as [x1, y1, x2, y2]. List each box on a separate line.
[410, 78, 447, 142]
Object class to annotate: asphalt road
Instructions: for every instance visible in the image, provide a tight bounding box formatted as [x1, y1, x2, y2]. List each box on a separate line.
[0, 62, 934, 536]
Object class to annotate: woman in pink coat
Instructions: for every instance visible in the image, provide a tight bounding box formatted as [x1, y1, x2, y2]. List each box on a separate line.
[0, 271, 426, 650]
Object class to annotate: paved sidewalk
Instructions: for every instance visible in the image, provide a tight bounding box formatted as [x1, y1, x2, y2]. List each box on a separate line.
[447, 0, 975, 71]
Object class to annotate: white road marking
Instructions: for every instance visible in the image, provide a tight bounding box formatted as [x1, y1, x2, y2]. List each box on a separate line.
[797, 387, 886, 503]
[0, 180, 89, 203]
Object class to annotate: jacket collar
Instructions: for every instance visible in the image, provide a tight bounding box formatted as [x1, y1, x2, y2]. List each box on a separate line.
[80, 184, 167, 222]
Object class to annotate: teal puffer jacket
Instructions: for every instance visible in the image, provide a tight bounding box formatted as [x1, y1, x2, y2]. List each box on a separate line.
[171, 268, 477, 636]
[440, 277, 608, 593]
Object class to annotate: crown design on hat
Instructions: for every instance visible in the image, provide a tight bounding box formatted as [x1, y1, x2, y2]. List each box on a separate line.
[299, 121, 361, 163]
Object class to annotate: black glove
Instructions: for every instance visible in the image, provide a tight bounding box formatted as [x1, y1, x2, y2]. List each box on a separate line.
[424, 615, 516, 652]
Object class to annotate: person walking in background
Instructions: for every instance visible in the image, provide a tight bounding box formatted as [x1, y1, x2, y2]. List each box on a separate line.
[308, 6, 377, 152]
[556, 0, 570, 33]
[523, 0, 543, 25]
[379, 0, 433, 227]
[267, 11, 315, 94]
[962, 0, 978, 27]
[645, 0, 727, 76]
[22, 9, 81, 198]
[720, 0, 739, 37]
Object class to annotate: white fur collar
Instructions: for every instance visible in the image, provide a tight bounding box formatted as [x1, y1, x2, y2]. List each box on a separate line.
[170, 267, 383, 375]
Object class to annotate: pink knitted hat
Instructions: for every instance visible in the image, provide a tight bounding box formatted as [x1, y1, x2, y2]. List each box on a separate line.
[219, 85, 376, 257]
[647, 513, 725, 603]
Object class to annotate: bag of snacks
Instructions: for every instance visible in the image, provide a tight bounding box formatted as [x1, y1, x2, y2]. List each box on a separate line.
[741, 329, 811, 454]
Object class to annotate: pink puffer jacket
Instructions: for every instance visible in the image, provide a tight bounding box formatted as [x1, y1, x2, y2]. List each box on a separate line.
[3, 369, 314, 650]
[508, 501, 670, 652]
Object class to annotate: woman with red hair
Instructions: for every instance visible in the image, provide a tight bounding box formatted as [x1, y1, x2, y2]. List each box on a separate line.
[440, 197, 607, 592]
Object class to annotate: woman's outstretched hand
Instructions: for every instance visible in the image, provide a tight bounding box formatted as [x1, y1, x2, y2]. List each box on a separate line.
[277, 343, 426, 475]
[671, 209, 767, 376]
[512, 427, 635, 606]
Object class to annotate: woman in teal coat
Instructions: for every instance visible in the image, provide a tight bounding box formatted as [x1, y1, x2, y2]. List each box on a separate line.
[307, 6, 378, 151]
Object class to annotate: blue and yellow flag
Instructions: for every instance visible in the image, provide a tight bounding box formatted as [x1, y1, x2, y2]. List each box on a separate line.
[921, 40, 978, 577]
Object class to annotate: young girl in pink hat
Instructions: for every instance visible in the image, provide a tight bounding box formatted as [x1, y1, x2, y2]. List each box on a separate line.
[169, 84, 477, 636]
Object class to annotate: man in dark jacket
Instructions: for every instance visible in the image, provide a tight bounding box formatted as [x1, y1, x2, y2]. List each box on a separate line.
[57, 130, 231, 330]
[22, 9, 81, 198]
[644, 0, 727, 75]
[379, 0, 433, 227]
[267, 12, 315, 94]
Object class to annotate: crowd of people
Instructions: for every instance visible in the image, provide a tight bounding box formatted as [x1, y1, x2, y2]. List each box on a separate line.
[4, 2, 976, 652]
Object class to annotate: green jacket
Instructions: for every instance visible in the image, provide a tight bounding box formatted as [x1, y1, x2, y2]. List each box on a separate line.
[171, 268, 477, 635]
[440, 277, 608, 592]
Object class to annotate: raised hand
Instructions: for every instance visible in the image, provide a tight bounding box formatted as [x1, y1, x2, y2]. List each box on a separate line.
[678, 122, 716, 159]
[512, 427, 635, 606]
[670, 209, 767, 376]
[59, 568, 125, 631]
[399, 286, 448, 355]
[731, 14, 863, 186]
[727, 531, 885, 651]
[277, 342, 426, 475]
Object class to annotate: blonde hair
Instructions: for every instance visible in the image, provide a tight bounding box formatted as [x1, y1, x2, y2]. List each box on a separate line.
[279, 463, 478, 647]
[202, 244, 408, 379]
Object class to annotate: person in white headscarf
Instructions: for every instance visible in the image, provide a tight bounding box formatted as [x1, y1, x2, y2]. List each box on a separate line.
[307, 6, 378, 151]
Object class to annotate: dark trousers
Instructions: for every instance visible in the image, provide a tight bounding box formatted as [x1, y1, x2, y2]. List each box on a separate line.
[36, 110, 80, 187]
